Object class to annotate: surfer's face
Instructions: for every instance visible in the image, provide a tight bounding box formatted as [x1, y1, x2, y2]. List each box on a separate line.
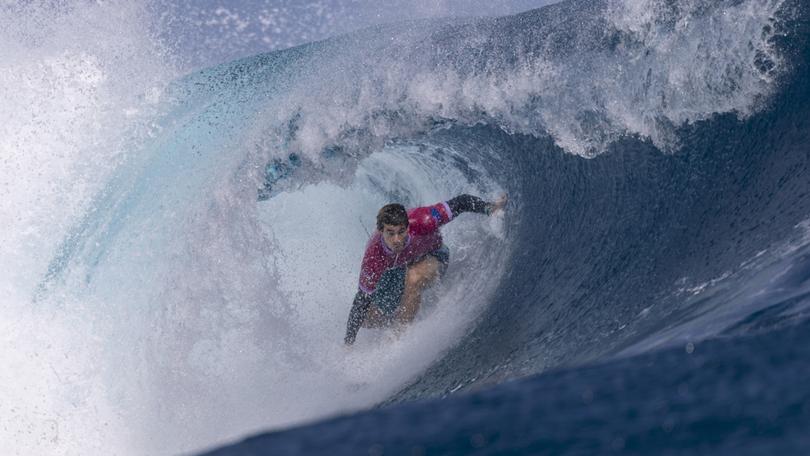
[381, 223, 408, 253]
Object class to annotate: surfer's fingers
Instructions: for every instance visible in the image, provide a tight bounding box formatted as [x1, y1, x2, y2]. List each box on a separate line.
[491, 193, 508, 213]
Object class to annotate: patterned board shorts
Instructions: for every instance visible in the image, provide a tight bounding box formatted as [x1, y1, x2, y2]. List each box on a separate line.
[372, 245, 450, 316]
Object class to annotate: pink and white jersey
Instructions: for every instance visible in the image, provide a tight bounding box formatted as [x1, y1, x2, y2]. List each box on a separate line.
[358, 202, 453, 293]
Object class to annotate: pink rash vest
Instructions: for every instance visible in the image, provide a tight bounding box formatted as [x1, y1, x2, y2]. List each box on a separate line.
[358, 202, 453, 294]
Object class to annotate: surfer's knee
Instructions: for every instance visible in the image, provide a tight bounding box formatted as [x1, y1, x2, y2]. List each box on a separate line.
[405, 267, 424, 288]
[406, 257, 440, 288]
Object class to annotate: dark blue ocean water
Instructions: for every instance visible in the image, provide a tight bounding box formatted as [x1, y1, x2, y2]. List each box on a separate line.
[202, 317, 810, 455]
[193, 0, 810, 454]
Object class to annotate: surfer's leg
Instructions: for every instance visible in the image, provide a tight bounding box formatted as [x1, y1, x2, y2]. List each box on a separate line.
[397, 256, 442, 324]
[361, 304, 387, 328]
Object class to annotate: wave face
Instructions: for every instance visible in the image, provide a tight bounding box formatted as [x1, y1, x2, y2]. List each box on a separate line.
[4, 0, 810, 454]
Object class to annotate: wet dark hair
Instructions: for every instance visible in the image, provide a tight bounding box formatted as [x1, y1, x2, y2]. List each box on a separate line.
[376, 203, 408, 230]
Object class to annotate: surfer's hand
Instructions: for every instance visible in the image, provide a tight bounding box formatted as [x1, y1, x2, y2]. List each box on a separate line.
[489, 194, 507, 215]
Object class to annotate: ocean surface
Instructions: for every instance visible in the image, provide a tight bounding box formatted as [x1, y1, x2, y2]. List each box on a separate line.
[2, 0, 809, 455]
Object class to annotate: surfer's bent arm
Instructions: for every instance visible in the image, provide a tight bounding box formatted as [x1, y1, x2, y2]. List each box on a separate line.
[447, 194, 500, 217]
[345, 290, 372, 345]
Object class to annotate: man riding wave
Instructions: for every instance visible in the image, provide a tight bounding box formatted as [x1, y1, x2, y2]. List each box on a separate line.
[344, 194, 507, 345]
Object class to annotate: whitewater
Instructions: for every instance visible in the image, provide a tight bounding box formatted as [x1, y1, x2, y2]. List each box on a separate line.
[3, 0, 810, 454]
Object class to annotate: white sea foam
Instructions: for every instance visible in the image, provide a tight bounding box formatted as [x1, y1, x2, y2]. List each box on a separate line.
[0, 2, 175, 454]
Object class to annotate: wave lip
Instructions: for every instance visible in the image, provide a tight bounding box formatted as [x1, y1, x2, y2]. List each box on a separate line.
[245, 0, 787, 163]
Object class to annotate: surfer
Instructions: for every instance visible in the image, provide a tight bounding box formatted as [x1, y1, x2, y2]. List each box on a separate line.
[344, 194, 507, 345]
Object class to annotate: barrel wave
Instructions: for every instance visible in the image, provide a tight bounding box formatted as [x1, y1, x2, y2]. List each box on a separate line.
[4, 0, 810, 455]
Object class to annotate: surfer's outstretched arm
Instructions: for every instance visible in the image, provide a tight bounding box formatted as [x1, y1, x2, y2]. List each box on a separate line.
[447, 194, 506, 217]
[344, 290, 372, 345]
